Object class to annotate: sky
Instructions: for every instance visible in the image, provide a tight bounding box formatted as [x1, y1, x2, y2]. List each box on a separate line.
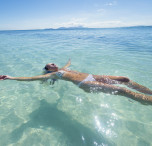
[0, 0, 152, 30]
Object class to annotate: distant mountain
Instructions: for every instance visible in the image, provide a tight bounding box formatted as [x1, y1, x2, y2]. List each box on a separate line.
[43, 26, 88, 30]
[43, 25, 152, 31]
[57, 26, 88, 30]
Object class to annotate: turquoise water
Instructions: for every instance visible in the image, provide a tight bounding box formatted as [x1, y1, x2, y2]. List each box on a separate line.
[0, 27, 152, 146]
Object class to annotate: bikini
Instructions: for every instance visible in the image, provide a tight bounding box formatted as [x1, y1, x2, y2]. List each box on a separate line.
[55, 70, 65, 78]
[78, 74, 96, 87]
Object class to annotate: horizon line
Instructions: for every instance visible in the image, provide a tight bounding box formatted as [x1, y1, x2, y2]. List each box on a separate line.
[0, 25, 152, 31]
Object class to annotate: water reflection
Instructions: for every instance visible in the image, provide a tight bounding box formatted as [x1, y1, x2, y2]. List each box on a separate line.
[9, 100, 114, 146]
[94, 113, 117, 138]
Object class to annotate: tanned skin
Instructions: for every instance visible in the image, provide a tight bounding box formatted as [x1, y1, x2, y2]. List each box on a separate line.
[1, 59, 152, 104]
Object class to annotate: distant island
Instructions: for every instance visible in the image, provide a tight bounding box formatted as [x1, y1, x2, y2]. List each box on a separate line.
[43, 25, 152, 30]
[44, 26, 88, 30]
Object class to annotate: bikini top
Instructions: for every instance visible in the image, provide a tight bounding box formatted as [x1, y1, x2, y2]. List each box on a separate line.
[55, 70, 65, 78]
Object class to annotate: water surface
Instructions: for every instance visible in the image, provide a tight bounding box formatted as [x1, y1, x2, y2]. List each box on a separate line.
[0, 27, 152, 146]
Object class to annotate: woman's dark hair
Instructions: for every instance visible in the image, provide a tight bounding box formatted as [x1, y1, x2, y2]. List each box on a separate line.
[44, 66, 49, 70]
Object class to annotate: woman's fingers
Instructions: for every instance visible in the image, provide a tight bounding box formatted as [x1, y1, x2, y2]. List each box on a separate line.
[0, 75, 7, 80]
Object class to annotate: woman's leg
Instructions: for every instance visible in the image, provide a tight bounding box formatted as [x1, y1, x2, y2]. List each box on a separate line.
[125, 80, 152, 95]
[94, 75, 152, 95]
[94, 75, 130, 84]
[80, 81, 152, 104]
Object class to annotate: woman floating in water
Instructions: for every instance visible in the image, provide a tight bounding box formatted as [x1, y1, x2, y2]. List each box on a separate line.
[0, 60, 152, 103]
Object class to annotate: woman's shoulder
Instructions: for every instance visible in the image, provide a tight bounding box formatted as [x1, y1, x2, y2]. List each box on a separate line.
[54, 70, 65, 78]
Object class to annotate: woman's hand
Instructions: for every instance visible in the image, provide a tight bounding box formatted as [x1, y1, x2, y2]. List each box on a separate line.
[0, 75, 13, 80]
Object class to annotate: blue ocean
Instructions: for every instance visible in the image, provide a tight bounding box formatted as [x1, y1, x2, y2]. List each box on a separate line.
[0, 27, 152, 146]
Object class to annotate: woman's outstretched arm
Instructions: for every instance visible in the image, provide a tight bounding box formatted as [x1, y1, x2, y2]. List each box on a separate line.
[60, 59, 71, 69]
[0, 73, 55, 81]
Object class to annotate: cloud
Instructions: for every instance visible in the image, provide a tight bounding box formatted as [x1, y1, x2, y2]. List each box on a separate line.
[53, 20, 127, 29]
[52, 17, 87, 28]
[83, 20, 126, 28]
[105, 1, 117, 6]
[97, 9, 105, 13]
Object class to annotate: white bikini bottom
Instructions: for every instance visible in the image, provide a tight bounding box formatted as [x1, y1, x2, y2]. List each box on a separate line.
[78, 74, 96, 87]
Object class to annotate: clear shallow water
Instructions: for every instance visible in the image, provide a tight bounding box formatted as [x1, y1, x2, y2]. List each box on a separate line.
[0, 27, 152, 146]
